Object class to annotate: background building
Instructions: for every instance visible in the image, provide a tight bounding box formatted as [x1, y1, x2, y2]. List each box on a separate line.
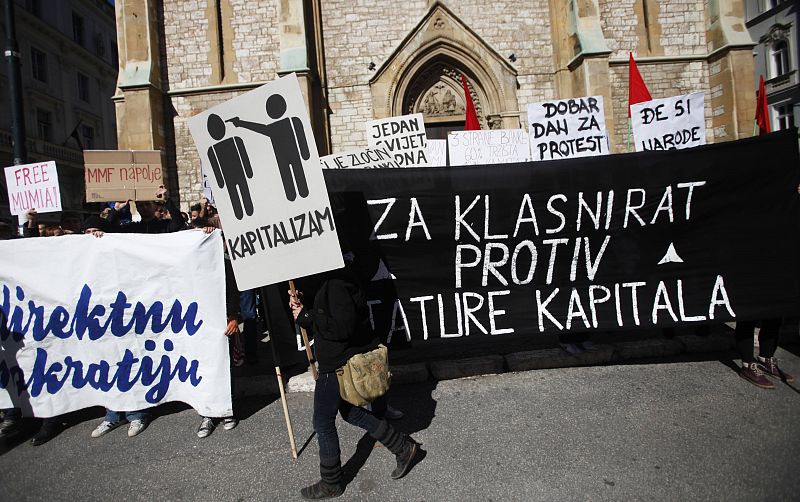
[113, 0, 758, 209]
[746, 0, 799, 135]
[0, 0, 118, 219]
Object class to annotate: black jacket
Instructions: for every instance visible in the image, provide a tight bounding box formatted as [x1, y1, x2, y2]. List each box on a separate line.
[296, 267, 378, 373]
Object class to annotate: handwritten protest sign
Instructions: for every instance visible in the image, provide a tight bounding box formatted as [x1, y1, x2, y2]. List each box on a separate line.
[366, 113, 430, 167]
[320, 147, 400, 169]
[84, 150, 163, 202]
[0, 231, 232, 418]
[3, 161, 61, 215]
[631, 92, 706, 152]
[427, 139, 447, 167]
[527, 96, 609, 161]
[448, 129, 529, 166]
[187, 73, 342, 290]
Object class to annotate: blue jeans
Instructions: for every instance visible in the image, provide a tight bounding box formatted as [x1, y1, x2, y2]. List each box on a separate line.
[313, 371, 387, 460]
[105, 409, 149, 423]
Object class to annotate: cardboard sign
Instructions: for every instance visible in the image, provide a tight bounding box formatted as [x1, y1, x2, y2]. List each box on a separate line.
[187, 73, 343, 290]
[527, 96, 609, 161]
[84, 150, 163, 202]
[0, 231, 232, 418]
[320, 147, 400, 169]
[427, 139, 448, 167]
[448, 129, 530, 166]
[631, 92, 706, 152]
[4, 161, 62, 215]
[366, 113, 430, 167]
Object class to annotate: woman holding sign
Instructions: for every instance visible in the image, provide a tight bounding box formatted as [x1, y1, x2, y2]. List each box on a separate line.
[289, 248, 423, 500]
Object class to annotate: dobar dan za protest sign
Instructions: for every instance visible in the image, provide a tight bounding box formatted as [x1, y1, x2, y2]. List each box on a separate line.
[528, 96, 609, 161]
[322, 130, 800, 346]
[4, 161, 62, 215]
[366, 113, 431, 167]
[320, 147, 400, 169]
[0, 231, 232, 418]
[448, 129, 530, 166]
[84, 150, 163, 202]
[631, 92, 706, 152]
[187, 73, 342, 290]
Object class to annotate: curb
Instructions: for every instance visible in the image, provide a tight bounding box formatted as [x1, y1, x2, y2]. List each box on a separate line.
[233, 334, 738, 398]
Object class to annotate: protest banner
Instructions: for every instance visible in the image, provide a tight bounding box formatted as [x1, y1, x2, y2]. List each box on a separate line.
[366, 113, 431, 167]
[322, 130, 800, 346]
[528, 96, 610, 162]
[448, 129, 529, 166]
[0, 231, 232, 418]
[427, 139, 448, 167]
[631, 92, 706, 152]
[187, 73, 343, 291]
[4, 161, 62, 215]
[84, 150, 163, 202]
[320, 147, 400, 169]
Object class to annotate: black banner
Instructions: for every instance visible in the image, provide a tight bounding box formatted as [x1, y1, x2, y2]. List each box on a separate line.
[322, 130, 800, 346]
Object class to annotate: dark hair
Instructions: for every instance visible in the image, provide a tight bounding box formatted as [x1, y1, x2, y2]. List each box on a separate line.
[190, 203, 202, 212]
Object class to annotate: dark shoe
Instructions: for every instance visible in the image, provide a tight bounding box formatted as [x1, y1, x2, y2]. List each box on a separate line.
[391, 438, 422, 480]
[300, 480, 344, 500]
[30, 422, 62, 446]
[740, 362, 775, 389]
[0, 419, 20, 439]
[758, 357, 795, 383]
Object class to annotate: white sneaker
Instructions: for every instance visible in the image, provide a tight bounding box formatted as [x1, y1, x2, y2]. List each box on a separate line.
[128, 419, 148, 437]
[222, 417, 238, 431]
[91, 420, 121, 438]
[197, 416, 217, 438]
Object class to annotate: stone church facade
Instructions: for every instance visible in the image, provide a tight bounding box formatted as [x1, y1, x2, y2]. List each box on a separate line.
[113, 0, 757, 207]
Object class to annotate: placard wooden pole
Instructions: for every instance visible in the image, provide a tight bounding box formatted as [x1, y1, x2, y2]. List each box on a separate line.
[259, 286, 298, 460]
[289, 279, 319, 381]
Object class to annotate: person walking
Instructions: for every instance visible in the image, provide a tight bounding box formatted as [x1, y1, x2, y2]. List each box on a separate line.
[289, 252, 423, 500]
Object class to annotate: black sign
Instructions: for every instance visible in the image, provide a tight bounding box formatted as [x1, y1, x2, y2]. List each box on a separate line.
[323, 130, 800, 346]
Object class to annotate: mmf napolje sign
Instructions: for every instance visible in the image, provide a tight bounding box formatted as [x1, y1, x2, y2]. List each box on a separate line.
[527, 96, 609, 161]
[322, 131, 800, 345]
[0, 231, 232, 418]
[83, 150, 164, 202]
[187, 73, 343, 290]
[631, 92, 706, 152]
[3, 161, 62, 216]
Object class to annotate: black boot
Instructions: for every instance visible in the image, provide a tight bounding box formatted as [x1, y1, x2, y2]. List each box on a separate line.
[30, 418, 62, 446]
[300, 457, 344, 500]
[373, 421, 422, 479]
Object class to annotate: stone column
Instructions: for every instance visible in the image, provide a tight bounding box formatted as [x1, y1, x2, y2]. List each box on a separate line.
[706, 0, 756, 140]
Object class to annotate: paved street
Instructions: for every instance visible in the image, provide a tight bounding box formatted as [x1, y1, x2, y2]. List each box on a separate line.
[2, 347, 800, 501]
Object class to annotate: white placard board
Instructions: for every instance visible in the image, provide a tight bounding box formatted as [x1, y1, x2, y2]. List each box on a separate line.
[0, 231, 231, 418]
[448, 129, 530, 166]
[366, 113, 430, 167]
[4, 161, 62, 215]
[527, 96, 609, 161]
[187, 73, 343, 290]
[426, 139, 447, 167]
[630, 92, 706, 152]
[320, 147, 400, 169]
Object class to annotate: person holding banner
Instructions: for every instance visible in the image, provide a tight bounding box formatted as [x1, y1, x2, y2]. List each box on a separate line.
[289, 251, 423, 500]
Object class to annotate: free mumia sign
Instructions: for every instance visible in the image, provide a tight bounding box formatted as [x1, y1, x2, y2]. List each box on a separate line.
[188, 74, 342, 290]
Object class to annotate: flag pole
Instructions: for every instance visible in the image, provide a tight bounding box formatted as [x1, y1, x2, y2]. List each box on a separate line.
[259, 286, 298, 460]
[289, 279, 318, 380]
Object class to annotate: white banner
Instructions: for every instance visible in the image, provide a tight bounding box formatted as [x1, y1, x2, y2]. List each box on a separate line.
[527, 96, 609, 161]
[187, 73, 343, 290]
[366, 113, 430, 167]
[320, 147, 400, 169]
[448, 129, 530, 166]
[4, 161, 62, 216]
[426, 139, 447, 167]
[0, 231, 232, 418]
[631, 92, 706, 152]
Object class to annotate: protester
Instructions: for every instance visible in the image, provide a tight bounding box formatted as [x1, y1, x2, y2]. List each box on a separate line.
[289, 249, 423, 500]
[736, 319, 794, 389]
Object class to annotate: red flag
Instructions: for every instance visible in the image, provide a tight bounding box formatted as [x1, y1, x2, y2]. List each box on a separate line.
[755, 75, 771, 135]
[628, 52, 652, 117]
[461, 74, 480, 131]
